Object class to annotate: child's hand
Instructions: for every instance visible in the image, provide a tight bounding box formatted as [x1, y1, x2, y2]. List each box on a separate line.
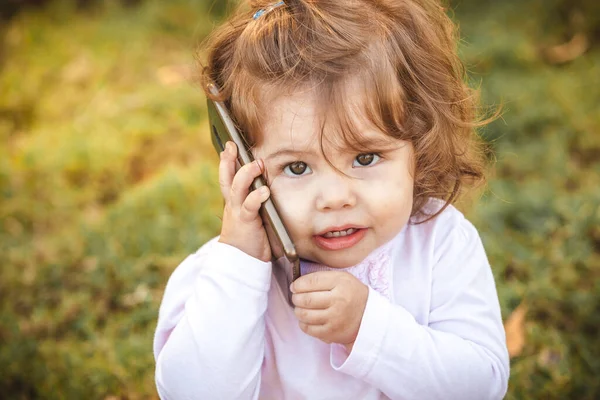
[218, 142, 272, 262]
[290, 271, 369, 352]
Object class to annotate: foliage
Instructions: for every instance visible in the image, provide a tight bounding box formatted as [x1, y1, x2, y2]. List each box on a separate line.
[0, 0, 598, 398]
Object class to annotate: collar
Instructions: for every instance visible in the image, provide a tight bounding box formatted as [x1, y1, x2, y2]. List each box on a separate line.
[300, 234, 399, 300]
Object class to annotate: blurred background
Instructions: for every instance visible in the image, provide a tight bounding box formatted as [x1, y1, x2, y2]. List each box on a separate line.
[0, 0, 598, 398]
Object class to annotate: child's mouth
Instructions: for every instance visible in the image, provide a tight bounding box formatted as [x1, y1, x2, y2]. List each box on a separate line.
[313, 227, 367, 251]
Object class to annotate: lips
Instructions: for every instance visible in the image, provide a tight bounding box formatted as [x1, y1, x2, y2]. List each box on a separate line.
[313, 225, 367, 251]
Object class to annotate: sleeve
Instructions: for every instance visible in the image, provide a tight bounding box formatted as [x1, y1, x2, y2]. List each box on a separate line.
[153, 238, 272, 400]
[329, 218, 510, 400]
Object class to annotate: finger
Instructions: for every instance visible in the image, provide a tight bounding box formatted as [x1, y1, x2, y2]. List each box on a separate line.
[291, 271, 346, 294]
[298, 322, 332, 343]
[218, 142, 237, 201]
[294, 307, 329, 325]
[229, 159, 264, 209]
[240, 185, 270, 222]
[291, 291, 331, 309]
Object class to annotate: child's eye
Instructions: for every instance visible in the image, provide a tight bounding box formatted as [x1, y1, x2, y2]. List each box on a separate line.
[353, 153, 381, 167]
[283, 161, 312, 176]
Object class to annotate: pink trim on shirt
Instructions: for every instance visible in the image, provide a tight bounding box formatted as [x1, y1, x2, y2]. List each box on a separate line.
[300, 239, 395, 300]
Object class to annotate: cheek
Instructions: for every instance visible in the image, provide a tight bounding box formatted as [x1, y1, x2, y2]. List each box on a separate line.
[268, 179, 310, 232]
[373, 189, 413, 239]
[368, 169, 414, 219]
[374, 187, 412, 216]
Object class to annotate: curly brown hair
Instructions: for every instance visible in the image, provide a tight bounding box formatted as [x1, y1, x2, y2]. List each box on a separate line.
[200, 0, 491, 222]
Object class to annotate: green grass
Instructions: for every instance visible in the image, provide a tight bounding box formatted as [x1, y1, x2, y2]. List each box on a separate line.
[1, 0, 599, 398]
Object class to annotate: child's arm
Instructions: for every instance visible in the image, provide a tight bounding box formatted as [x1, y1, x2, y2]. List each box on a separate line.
[153, 238, 271, 399]
[330, 217, 509, 400]
[154, 142, 273, 399]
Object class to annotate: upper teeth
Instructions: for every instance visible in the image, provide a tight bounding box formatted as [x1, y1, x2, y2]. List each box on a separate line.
[323, 228, 357, 238]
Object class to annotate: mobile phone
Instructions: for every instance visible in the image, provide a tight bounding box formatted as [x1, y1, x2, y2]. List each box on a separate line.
[206, 83, 300, 304]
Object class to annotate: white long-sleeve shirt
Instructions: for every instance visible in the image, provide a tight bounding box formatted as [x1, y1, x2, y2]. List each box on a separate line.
[153, 203, 509, 399]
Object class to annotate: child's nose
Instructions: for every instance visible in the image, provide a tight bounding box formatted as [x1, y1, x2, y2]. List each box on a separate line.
[315, 173, 357, 211]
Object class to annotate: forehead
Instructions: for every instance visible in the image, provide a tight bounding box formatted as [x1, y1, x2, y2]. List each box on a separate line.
[260, 90, 320, 149]
[256, 85, 394, 153]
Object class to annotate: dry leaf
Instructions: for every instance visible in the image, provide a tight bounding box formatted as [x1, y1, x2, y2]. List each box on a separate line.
[504, 302, 527, 358]
[541, 10, 589, 65]
[542, 33, 589, 65]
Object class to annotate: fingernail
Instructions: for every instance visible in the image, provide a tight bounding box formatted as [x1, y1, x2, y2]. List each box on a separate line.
[289, 283, 295, 293]
[259, 186, 269, 195]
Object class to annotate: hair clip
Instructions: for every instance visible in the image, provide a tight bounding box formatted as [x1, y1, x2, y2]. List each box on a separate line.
[253, 1, 286, 20]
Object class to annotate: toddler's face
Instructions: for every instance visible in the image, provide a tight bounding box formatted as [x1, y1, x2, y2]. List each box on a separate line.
[253, 90, 414, 268]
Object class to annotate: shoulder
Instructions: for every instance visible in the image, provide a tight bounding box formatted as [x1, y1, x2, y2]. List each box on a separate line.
[388, 199, 490, 321]
[412, 198, 469, 229]
[403, 198, 483, 264]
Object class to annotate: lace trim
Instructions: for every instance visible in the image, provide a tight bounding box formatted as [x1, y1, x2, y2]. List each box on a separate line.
[300, 240, 394, 300]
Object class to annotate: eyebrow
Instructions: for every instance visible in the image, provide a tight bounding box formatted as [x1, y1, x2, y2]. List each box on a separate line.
[263, 132, 401, 160]
[264, 148, 314, 161]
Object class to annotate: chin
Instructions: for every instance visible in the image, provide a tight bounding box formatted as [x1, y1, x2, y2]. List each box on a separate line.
[323, 258, 363, 269]
[306, 249, 371, 269]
